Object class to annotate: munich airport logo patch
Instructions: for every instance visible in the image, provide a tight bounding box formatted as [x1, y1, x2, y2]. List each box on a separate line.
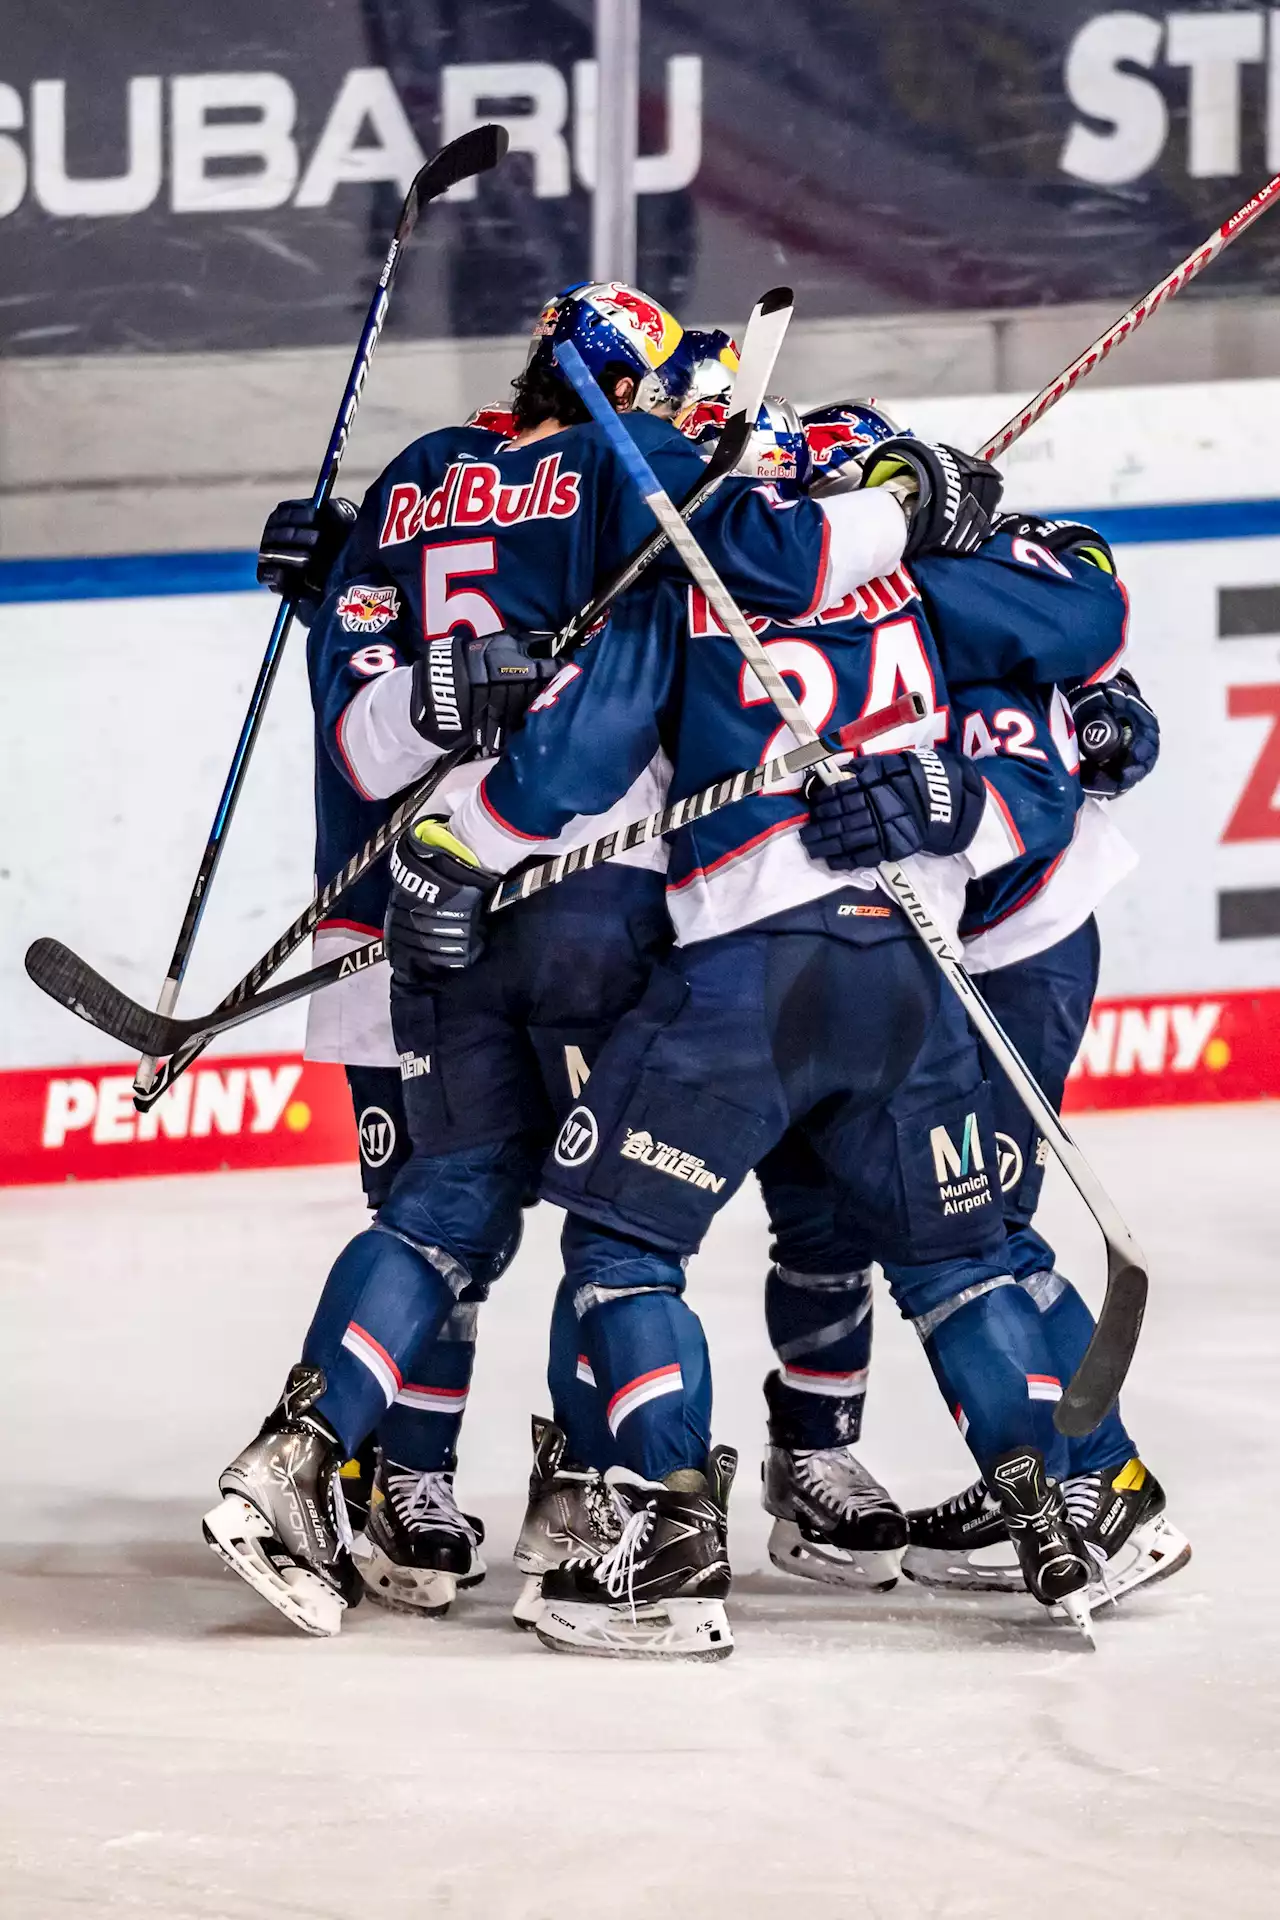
[337, 583, 400, 633]
[554, 1105, 599, 1168]
[929, 1112, 994, 1216]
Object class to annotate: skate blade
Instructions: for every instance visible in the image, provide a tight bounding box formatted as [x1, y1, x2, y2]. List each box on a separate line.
[1058, 1587, 1096, 1648]
[202, 1496, 346, 1638]
[767, 1519, 901, 1592]
[352, 1536, 485, 1617]
[535, 1595, 733, 1661]
[1085, 1515, 1193, 1609]
[511, 1574, 545, 1631]
[900, 1542, 1022, 1593]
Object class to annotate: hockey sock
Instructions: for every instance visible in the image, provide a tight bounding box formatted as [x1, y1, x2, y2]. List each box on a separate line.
[1016, 1264, 1136, 1477]
[564, 1217, 711, 1483]
[547, 1274, 619, 1470]
[375, 1288, 485, 1474]
[764, 1262, 873, 1448]
[302, 1227, 460, 1459]
[911, 1277, 1071, 1481]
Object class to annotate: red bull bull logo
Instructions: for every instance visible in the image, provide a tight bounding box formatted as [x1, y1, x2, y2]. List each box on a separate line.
[806, 420, 876, 468]
[590, 282, 681, 367]
[754, 443, 798, 479]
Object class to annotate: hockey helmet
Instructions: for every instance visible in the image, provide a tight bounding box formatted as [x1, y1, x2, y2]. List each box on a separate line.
[671, 328, 741, 442]
[801, 400, 909, 483]
[738, 395, 811, 495]
[526, 281, 685, 414]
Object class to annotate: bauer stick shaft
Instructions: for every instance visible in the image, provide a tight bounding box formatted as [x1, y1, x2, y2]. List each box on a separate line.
[555, 338, 1143, 1436]
[131, 125, 509, 1098]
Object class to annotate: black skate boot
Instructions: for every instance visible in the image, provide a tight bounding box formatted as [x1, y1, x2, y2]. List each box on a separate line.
[203, 1363, 360, 1637]
[1063, 1457, 1191, 1606]
[511, 1417, 622, 1630]
[536, 1447, 738, 1660]
[901, 1479, 1021, 1593]
[354, 1457, 486, 1617]
[990, 1446, 1094, 1642]
[762, 1373, 905, 1591]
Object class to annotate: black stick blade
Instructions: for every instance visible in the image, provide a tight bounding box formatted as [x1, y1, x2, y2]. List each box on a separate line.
[412, 124, 509, 213]
[25, 938, 181, 1056]
[758, 286, 794, 315]
[1054, 1251, 1148, 1437]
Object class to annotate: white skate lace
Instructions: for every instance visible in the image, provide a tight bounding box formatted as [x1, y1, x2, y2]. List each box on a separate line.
[386, 1469, 478, 1545]
[945, 1480, 994, 1518]
[1063, 1471, 1121, 1597]
[796, 1448, 893, 1520]
[578, 1501, 655, 1620]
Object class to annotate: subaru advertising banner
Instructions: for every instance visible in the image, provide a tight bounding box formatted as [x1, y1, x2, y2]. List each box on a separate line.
[4, 1, 1280, 355]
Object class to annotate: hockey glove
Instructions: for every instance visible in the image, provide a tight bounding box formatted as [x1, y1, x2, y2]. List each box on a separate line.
[863, 439, 1004, 559]
[801, 748, 987, 870]
[257, 497, 357, 602]
[410, 632, 561, 755]
[1068, 670, 1160, 798]
[385, 818, 498, 979]
[993, 511, 1116, 575]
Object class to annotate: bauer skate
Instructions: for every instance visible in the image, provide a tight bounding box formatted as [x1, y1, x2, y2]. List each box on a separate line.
[536, 1448, 737, 1661]
[353, 1457, 486, 1617]
[1064, 1458, 1191, 1608]
[901, 1479, 1022, 1593]
[202, 1363, 360, 1637]
[990, 1446, 1094, 1644]
[511, 1417, 622, 1629]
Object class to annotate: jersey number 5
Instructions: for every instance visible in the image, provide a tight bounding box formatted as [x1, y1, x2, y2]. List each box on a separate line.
[422, 539, 503, 640]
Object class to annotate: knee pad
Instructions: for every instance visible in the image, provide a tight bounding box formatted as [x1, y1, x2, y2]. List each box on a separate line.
[765, 1262, 873, 1387]
[377, 1137, 536, 1285]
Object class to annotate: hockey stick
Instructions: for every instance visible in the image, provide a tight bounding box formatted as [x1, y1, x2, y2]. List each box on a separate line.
[22, 697, 922, 1065]
[29, 284, 794, 1091]
[979, 170, 1280, 460]
[119, 286, 788, 1103]
[554, 338, 1142, 1436]
[490, 692, 925, 910]
[130, 124, 509, 1099]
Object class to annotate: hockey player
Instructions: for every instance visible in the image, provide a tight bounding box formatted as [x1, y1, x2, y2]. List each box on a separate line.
[373, 491, 1133, 1656]
[757, 506, 1188, 1609]
[208, 289, 1003, 1635]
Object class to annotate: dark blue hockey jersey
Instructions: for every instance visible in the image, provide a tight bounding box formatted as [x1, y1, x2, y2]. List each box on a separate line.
[306, 411, 909, 941]
[451, 569, 1073, 947]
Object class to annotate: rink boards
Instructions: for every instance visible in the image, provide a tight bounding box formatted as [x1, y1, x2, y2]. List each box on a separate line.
[2, 470, 1279, 1184]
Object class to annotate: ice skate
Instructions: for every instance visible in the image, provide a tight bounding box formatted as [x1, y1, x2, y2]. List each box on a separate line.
[353, 1458, 486, 1617]
[536, 1448, 737, 1660]
[763, 1446, 906, 1591]
[761, 1370, 904, 1589]
[511, 1417, 622, 1629]
[990, 1446, 1094, 1644]
[337, 1436, 377, 1535]
[901, 1478, 1022, 1592]
[1064, 1457, 1191, 1607]
[202, 1363, 360, 1637]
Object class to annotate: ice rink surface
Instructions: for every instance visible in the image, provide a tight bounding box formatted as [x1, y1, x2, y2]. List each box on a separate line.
[2, 1103, 1277, 1919]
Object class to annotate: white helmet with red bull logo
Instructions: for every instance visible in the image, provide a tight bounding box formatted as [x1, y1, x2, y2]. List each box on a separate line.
[525, 280, 686, 415]
[737, 395, 811, 496]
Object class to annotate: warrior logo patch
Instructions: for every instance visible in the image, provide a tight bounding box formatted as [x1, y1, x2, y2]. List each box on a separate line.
[338, 584, 400, 633]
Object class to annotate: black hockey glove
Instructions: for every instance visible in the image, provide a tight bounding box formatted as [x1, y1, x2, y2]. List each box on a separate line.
[385, 818, 498, 980]
[863, 438, 1003, 559]
[992, 511, 1116, 575]
[801, 747, 987, 870]
[410, 631, 560, 755]
[1068, 670, 1160, 798]
[257, 497, 358, 602]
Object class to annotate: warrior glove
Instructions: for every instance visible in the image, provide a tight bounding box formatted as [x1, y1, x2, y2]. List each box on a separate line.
[385, 818, 498, 979]
[1068, 670, 1160, 798]
[410, 632, 560, 755]
[992, 511, 1117, 575]
[801, 748, 987, 870]
[257, 497, 357, 602]
[863, 439, 1004, 559]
